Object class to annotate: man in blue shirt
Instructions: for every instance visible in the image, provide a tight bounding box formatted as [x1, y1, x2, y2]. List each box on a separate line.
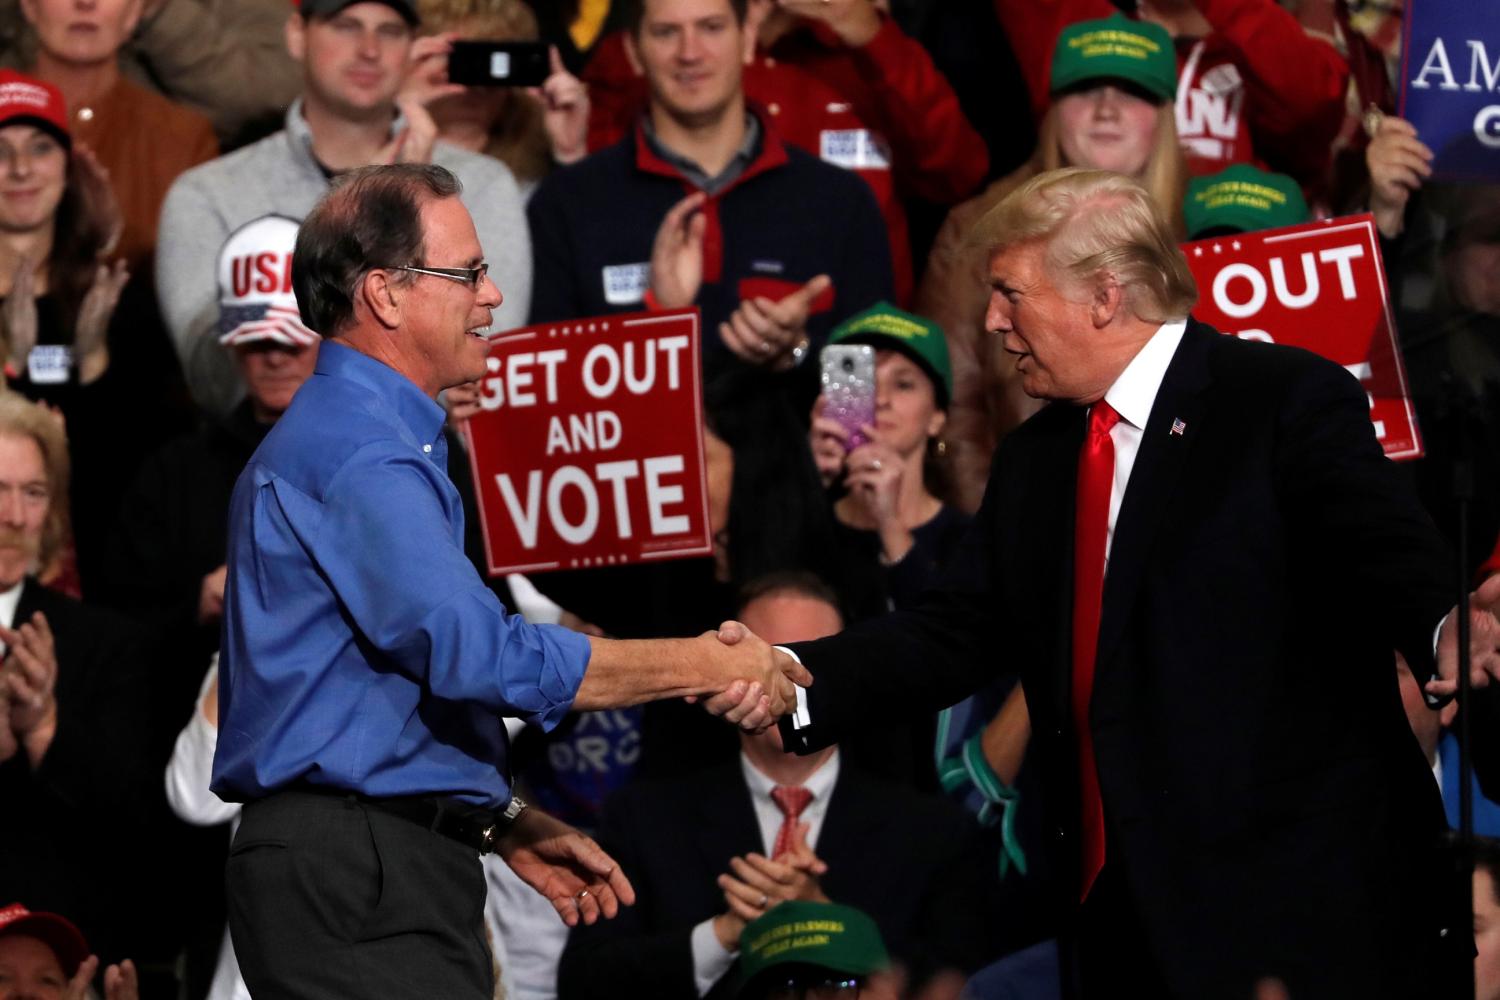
[212, 163, 807, 1000]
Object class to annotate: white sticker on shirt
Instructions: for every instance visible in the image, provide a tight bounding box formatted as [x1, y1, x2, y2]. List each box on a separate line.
[602, 262, 650, 306]
[27, 345, 72, 385]
[819, 129, 891, 171]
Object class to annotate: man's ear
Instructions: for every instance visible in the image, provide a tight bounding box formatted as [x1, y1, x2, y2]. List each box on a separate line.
[285, 12, 307, 63]
[360, 269, 404, 330]
[1090, 274, 1124, 329]
[623, 29, 643, 77]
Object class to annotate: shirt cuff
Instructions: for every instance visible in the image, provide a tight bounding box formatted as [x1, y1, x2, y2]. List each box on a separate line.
[689, 918, 737, 997]
[776, 646, 811, 730]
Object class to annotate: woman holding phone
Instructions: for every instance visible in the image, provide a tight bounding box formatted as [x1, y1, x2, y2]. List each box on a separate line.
[809, 303, 968, 616]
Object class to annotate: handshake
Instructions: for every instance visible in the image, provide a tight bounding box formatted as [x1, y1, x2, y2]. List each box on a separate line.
[690, 621, 814, 733]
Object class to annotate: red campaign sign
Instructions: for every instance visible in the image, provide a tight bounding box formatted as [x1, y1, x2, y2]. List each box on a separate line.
[1181, 214, 1423, 461]
[461, 307, 713, 575]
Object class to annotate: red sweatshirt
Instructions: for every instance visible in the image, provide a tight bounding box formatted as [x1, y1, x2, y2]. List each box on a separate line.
[991, 0, 1349, 185]
[581, 17, 988, 306]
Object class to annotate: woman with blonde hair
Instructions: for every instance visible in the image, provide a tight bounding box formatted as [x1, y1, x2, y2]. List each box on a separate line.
[916, 13, 1186, 511]
[406, 0, 590, 197]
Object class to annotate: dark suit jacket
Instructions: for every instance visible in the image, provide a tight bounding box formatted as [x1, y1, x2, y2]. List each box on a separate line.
[555, 760, 999, 998]
[0, 579, 151, 963]
[781, 320, 1465, 998]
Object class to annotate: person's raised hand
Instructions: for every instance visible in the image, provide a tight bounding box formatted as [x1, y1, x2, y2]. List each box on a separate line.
[2, 611, 59, 754]
[397, 31, 466, 108]
[648, 192, 708, 309]
[198, 564, 228, 625]
[74, 259, 130, 384]
[774, 0, 881, 46]
[62, 955, 99, 1000]
[382, 96, 441, 165]
[809, 395, 851, 489]
[1366, 116, 1432, 239]
[498, 806, 636, 927]
[444, 378, 484, 428]
[1426, 572, 1500, 699]
[104, 959, 139, 1000]
[843, 436, 903, 525]
[2, 256, 40, 374]
[718, 274, 830, 370]
[530, 46, 589, 165]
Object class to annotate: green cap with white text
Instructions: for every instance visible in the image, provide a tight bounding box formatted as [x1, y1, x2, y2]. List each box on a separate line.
[1184, 164, 1310, 238]
[828, 302, 952, 407]
[736, 901, 889, 995]
[1050, 13, 1176, 102]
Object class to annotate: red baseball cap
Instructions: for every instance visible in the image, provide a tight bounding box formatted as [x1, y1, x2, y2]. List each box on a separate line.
[0, 904, 91, 978]
[0, 70, 70, 150]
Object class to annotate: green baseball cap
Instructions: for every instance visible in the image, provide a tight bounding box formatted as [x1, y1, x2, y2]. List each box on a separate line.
[829, 302, 952, 407]
[1050, 13, 1177, 103]
[1183, 164, 1310, 238]
[736, 902, 889, 997]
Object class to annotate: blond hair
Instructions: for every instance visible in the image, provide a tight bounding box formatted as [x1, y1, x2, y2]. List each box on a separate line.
[415, 0, 552, 185]
[970, 168, 1198, 323]
[1036, 101, 1186, 238]
[0, 392, 71, 575]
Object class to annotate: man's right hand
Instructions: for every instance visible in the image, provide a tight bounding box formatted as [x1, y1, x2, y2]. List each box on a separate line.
[198, 565, 228, 625]
[698, 621, 811, 731]
[648, 192, 707, 309]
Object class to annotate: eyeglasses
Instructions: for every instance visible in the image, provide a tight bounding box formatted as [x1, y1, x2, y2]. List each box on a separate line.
[384, 262, 490, 289]
[762, 978, 862, 1000]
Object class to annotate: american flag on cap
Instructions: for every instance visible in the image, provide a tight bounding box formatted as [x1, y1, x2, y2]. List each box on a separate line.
[216, 215, 320, 348]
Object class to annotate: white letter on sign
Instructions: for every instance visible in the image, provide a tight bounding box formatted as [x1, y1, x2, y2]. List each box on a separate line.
[1269, 253, 1319, 310]
[596, 460, 639, 538]
[644, 456, 690, 536]
[1317, 245, 1364, 299]
[1212, 263, 1267, 319]
[548, 466, 599, 544]
[583, 345, 621, 399]
[497, 470, 543, 548]
[1411, 38, 1458, 91]
[659, 335, 689, 390]
[1477, 106, 1500, 149]
[1466, 40, 1500, 92]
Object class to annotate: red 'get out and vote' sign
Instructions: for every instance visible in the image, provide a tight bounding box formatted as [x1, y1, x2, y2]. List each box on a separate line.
[461, 307, 713, 575]
[1181, 213, 1423, 461]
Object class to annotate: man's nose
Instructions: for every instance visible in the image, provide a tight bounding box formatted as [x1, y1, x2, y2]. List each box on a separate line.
[477, 272, 503, 308]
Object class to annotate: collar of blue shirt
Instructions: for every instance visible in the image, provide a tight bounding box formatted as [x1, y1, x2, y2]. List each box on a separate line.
[314, 340, 448, 449]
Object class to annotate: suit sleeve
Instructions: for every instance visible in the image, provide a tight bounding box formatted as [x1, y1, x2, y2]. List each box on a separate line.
[782, 447, 1012, 753]
[1273, 356, 1454, 681]
[556, 791, 703, 999]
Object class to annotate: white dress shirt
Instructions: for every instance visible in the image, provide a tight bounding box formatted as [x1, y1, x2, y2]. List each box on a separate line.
[689, 751, 841, 995]
[0, 580, 23, 656]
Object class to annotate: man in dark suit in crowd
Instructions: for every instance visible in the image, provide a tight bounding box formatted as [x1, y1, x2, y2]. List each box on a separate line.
[742, 167, 1500, 998]
[558, 572, 997, 999]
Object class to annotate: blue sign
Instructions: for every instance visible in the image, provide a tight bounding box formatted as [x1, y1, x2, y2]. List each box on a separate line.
[1400, 0, 1500, 180]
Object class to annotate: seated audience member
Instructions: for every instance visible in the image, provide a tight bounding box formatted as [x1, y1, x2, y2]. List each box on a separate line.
[0, 393, 151, 968]
[16, 0, 217, 273]
[990, 0, 1348, 190]
[582, 0, 987, 306]
[1480, 839, 1500, 1000]
[733, 901, 892, 1000]
[410, 0, 589, 198]
[556, 572, 998, 999]
[100, 215, 317, 739]
[157, 0, 532, 415]
[1182, 164, 1310, 240]
[916, 14, 1186, 511]
[527, 0, 892, 387]
[0, 71, 189, 586]
[0, 0, 298, 148]
[0, 904, 137, 1000]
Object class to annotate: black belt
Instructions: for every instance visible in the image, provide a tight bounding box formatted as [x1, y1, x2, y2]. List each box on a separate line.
[287, 785, 505, 855]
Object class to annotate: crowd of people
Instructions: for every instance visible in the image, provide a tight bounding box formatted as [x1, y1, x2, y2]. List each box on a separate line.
[0, 0, 1499, 997]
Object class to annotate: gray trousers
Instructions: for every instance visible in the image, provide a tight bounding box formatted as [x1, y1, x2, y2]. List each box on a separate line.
[227, 789, 492, 999]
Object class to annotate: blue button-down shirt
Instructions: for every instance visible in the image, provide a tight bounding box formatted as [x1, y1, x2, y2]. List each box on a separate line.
[211, 342, 591, 807]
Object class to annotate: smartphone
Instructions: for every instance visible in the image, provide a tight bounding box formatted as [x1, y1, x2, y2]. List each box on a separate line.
[448, 41, 549, 87]
[819, 344, 876, 452]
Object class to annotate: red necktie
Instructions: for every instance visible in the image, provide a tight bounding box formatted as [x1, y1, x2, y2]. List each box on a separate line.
[770, 785, 814, 858]
[1072, 400, 1120, 901]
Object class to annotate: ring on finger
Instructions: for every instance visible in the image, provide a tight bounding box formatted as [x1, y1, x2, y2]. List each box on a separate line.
[757, 338, 773, 353]
[758, 892, 769, 908]
[576, 889, 590, 900]
[869, 459, 882, 471]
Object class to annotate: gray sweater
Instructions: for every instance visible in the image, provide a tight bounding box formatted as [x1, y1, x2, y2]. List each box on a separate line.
[156, 99, 532, 415]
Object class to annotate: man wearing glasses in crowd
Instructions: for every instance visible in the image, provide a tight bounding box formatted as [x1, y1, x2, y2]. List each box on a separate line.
[212, 163, 807, 1000]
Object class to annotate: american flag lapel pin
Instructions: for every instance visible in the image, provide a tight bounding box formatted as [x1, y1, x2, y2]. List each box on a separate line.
[1170, 418, 1187, 437]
